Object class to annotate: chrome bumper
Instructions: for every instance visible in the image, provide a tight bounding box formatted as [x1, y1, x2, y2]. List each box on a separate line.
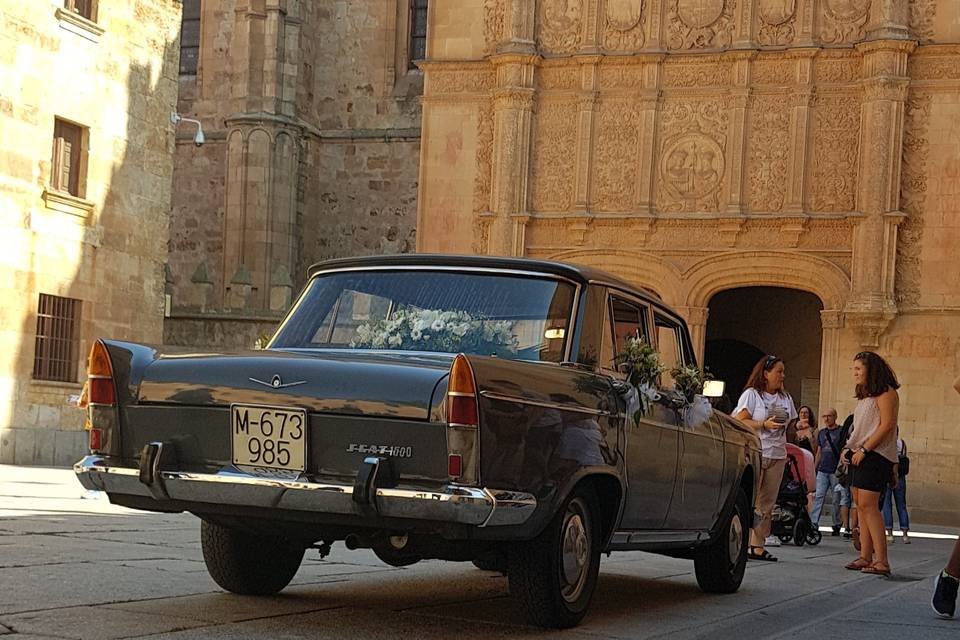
[74, 455, 536, 527]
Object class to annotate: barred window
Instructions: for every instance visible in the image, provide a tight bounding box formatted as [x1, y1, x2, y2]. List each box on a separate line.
[409, 0, 427, 68]
[33, 294, 82, 383]
[51, 119, 86, 197]
[64, 0, 96, 21]
[180, 0, 201, 75]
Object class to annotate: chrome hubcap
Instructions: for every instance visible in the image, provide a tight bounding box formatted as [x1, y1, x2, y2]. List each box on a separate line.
[560, 502, 590, 603]
[728, 513, 743, 565]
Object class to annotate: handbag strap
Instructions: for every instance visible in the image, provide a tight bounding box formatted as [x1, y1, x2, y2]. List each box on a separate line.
[823, 428, 842, 460]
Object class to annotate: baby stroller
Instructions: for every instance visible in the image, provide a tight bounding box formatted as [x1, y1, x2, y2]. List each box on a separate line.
[771, 448, 822, 546]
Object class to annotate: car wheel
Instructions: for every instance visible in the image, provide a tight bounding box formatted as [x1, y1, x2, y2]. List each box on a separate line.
[508, 485, 601, 629]
[694, 487, 749, 594]
[200, 520, 304, 595]
[792, 519, 807, 547]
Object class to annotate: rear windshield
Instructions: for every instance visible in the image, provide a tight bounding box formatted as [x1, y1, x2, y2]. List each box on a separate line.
[270, 270, 577, 363]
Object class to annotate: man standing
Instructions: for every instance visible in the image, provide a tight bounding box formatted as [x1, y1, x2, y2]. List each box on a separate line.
[811, 408, 844, 535]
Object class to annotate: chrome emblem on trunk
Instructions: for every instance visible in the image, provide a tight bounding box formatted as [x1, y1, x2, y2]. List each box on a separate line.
[249, 374, 307, 389]
[348, 444, 413, 458]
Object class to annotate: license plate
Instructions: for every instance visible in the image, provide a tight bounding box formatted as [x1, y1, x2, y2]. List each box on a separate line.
[231, 404, 307, 472]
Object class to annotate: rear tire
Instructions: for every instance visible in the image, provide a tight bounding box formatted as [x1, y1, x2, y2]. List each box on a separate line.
[200, 520, 304, 595]
[694, 487, 749, 594]
[508, 485, 601, 629]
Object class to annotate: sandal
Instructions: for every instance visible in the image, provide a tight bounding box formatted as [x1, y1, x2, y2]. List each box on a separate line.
[862, 562, 891, 577]
[748, 547, 778, 562]
[852, 527, 861, 551]
[845, 558, 871, 570]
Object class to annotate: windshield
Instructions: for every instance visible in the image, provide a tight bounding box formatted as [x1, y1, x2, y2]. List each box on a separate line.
[271, 269, 577, 363]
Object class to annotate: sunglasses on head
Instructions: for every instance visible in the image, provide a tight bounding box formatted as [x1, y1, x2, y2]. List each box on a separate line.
[763, 355, 779, 370]
[855, 351, 872, 360]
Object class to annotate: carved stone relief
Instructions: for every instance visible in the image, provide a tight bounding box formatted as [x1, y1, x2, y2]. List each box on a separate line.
[667, 0, 736, 50]
[757, 0, 798, 46]
[810, 93, 860, 212]
[483, 0, 506, 54]
[598, 62, 647, 89]
[909, 54, 960, 81]
[429, 68, 496, 94]
[593, 99, 641, 212]
[815, 54, 861, 84]
[536, 0, 584, 54]
[751, 55, 793, 85]
[538, 65, 581, 91]
[602, 0, 646, 51]
[909, 0, 936, 42]
[530, 99, 578, 211]
[656, 101, 728, 212]
[896, 93, 932, 307]
[473, 100, 494, 214]
[820, 0, 870, 44]
[746, 95, 790, 213]
[662, 57, 731, 88]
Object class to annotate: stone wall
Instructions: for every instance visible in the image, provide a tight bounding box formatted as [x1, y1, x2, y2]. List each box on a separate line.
[417, 0, 960, 525]
[0, 0, 182, 465]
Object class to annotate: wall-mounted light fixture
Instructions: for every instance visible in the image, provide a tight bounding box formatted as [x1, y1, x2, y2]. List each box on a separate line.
[170, 111, 205, 146]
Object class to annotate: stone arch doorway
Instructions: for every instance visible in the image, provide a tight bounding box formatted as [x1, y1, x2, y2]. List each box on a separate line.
[704, 287, 824, 411]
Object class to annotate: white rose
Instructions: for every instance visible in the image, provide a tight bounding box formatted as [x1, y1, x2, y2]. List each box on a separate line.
[388, 334, 402, 347]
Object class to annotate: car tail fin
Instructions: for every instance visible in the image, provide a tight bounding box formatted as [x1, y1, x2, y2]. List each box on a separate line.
[446, 354, 479, 484]
[85, 340, 118, 453]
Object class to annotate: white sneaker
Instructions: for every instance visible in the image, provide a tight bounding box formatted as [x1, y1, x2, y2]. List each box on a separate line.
[765, 535, 782, 547]
[903, 533, 911, 544]
[887, 533, 895, 543]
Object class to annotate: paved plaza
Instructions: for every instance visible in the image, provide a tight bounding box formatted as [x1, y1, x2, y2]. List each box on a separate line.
[1, 465, 956, 640]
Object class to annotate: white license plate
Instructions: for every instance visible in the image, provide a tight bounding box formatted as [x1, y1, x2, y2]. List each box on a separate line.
[231, 404, 307, 472]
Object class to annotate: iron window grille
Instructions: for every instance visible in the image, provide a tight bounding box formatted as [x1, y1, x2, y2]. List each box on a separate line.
[409, 0, 427, 68]
[33, 294, 82, 383]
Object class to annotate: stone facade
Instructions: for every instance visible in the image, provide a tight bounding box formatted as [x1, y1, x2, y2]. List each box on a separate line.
[0, 0, 182, 465]
[418, 0, 960, 526]
[165, 0, 423, 349]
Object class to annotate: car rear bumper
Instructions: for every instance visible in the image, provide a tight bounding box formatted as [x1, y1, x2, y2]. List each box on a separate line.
[74, 455, 536, 528]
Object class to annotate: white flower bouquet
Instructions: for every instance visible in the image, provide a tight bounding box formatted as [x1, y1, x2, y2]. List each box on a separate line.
[350, 308, 519, 357]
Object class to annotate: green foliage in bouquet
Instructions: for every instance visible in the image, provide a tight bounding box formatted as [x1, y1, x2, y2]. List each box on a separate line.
[616, 336, 666, 389]
[350, 308, 519, 357]
[670, 363, 713, 404]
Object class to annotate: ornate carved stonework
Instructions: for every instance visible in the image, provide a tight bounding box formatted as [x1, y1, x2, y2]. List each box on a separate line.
[820, 0, 870, 44]
[815, 55, 861, 84]
[530, 100, 578, 211]
[593, 99, 641, 212]
[662, 57, 731, 88]
[536, 0, 584, 54]
[747, 95, 790, 213]
[810, 93, 860, 212]
[602, 0, 646, 51]
[667, 0, 736, 50]
[896, 93, 932, 308]
[656, 101, 728, 212]
[751, 55, 793, 85]
[473, 100, 494, 214]
[429, 68, 496, 94]
[909, 53, 960, 81]
[599, 62, 647, 89]
[538, 65, 581, 91]
[909, 0, 936, 42]
[757, 0, 798, 46]
[483, 0, 506, 54]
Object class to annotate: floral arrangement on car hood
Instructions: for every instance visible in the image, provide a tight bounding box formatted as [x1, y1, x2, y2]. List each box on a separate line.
[350, 308, 519, 357]
[670, 363, 713, 404]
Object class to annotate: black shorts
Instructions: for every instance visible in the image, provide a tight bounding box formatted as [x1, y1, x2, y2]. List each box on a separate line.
[851, 451, 894, 493]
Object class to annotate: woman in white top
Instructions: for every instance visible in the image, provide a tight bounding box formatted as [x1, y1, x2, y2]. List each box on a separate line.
[734, 355, 798, 562]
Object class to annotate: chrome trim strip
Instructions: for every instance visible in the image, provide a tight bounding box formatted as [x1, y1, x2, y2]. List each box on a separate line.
[447, 422, 479, 429]
[74, 456, 536, 528]
[478, 390, 614, 417]
[446, 391, 475, 397]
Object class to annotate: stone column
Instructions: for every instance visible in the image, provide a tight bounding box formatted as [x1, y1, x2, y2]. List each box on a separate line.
[723, 52, 753, 215]
[634, 57, 663, 215]
[819, 309, 845, 413]
[784, 51, 816, 214]
[846, 38, 915, 346]
[678, 306, 710, 365]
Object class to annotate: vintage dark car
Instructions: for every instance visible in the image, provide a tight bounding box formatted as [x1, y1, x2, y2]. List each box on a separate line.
[75, 254, 761, 628]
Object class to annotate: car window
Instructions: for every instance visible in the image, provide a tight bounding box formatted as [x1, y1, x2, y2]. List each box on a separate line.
[654, 312, 685, 388]
[601, 296, 648, 371]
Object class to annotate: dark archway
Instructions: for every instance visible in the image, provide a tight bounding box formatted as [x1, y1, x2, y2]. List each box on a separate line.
[704, 287, 823, 412]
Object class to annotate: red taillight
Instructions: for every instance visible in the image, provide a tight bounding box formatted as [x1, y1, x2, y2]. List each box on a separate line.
[448, 454, 463, 478]
[89, 428, 103, 452]
[87, 340, 116, 405]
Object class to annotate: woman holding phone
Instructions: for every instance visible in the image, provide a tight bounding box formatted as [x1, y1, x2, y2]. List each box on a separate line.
[734, 355, 798, 562]
[842, 351, 901, 576]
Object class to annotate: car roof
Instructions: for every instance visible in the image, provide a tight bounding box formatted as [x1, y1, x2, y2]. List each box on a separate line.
[307, 253, 660, 302]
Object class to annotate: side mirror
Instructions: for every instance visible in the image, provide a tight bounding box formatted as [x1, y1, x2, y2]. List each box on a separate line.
[702, 379, 725, 398]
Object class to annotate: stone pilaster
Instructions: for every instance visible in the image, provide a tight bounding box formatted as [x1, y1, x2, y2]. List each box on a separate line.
[796, 0, 815, 46]
[634, 57, 662, 215]
[784, 50, 816, 214]
[732, 0, 755, 48]
[678, 306, 709, 364]
[723, 51, 753, 215]
[573, 57, 601, 213]
[819, 309, 845, 413]
[846, 39, 915, 346]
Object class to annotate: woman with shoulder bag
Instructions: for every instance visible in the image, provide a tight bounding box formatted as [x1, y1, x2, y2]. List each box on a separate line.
[883, 437, 910, 544]
[733, 355, 798, 562]
[841, 351, 901, 577]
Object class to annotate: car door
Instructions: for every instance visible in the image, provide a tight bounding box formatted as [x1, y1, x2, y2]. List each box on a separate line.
[657, 310, 725, 531]
[603, 294, 679, 530]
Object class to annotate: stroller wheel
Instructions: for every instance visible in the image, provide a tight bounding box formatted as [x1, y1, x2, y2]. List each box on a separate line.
[792, 520, 807, 547]
[778, 533, 793, 544]
[806, 526, 823, 546]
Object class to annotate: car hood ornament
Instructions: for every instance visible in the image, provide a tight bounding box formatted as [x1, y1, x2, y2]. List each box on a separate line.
[249, 374, 307, 389]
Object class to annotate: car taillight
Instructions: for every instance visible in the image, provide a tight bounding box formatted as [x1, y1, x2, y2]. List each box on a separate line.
[88, 428, 103, 452]
[446, 355, 479, 484]
[87, 340, 116, 406]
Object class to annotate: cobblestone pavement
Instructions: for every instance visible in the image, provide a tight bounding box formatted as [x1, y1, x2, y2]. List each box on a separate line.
[1, 465, 957, 639]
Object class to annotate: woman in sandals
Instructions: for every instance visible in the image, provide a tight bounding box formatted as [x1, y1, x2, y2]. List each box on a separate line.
[734, 355, 797, 562]
[842, 351, 900, 577]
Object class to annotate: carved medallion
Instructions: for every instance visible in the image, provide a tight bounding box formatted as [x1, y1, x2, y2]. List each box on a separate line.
[758, 0, 795, 25]
[660, 133, 725, 200]
[538, 0, 584, 54]
[823, 0, 870, 22]
[606, 0, 644, 30]
[677, 0, 725, 28]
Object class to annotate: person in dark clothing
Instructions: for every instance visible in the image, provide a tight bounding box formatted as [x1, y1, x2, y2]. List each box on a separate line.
[810, 408, 842, 534]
